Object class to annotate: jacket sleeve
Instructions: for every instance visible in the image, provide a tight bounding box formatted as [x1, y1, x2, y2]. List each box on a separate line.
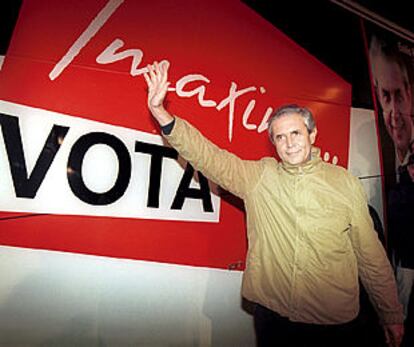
[348, 176, 403, 325]
[163, 117, 265, 199]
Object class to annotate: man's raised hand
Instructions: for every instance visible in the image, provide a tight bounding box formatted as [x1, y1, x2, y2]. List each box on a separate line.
[144, 61, 174, 126]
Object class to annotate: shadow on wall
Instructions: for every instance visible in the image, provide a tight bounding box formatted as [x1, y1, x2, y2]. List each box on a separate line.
[38, 316, 106, 347]
[202, 269, 255, 347]
[0, 271, 106, 347]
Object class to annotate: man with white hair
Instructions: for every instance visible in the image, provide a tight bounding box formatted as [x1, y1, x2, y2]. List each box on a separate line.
[143, 61, 404, 347]
[369, 34, 413, 168]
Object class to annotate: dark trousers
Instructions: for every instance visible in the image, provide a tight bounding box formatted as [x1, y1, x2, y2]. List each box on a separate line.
[254, 304, 362, 347]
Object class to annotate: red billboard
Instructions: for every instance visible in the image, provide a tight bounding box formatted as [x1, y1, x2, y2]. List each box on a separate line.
[0, 0, 351, 268]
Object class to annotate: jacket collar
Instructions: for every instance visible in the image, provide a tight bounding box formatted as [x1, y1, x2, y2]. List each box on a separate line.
[281, 147, 322, 175]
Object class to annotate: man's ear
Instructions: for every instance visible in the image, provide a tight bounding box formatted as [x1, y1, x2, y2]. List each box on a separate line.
[310, 127, 317, 144]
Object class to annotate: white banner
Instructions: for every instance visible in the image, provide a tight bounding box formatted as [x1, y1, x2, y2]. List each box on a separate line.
[0, 100, 220, 222]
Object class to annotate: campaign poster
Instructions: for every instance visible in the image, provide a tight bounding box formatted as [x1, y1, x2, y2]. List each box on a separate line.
[364, 21, 414, 319]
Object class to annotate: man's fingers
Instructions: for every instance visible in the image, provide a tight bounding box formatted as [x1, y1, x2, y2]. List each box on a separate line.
[153, 61, 160, 82]
[160, 60, 170, 74]
[147, 64, 156, 80]
[159, 81, 170, 97]
[145, 61, 171, 109]
[160, 64, 169, 85]
[143, 72, 152, 88]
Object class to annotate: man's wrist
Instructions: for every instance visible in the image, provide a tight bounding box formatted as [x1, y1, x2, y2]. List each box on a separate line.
[150, 105, 174, 126]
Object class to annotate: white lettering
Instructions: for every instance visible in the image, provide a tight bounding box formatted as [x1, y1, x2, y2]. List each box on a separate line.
[216, 83, 256, 142]
[49, 0, 125, 80]
[257, 106, 273, 133]
[96, 39, 169, 76]
[175, 75, 217, 107]
[46, 1, 290, 143]
[96, 38, 144, 76]
[242, 100, 257, 131]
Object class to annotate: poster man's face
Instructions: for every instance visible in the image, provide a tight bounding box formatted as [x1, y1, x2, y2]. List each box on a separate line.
[270, 113, 317, 166]
[408, 164, 414, 182]
[376, 56, 412, 155]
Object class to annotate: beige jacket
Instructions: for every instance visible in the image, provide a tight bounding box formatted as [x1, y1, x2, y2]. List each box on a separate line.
[165, 117, 403, 325]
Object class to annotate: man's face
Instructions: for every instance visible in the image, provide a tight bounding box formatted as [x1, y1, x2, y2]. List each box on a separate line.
[408, 164, 414, 182]
[376, 57, 412, 153]
[270, 113, 316, 166]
